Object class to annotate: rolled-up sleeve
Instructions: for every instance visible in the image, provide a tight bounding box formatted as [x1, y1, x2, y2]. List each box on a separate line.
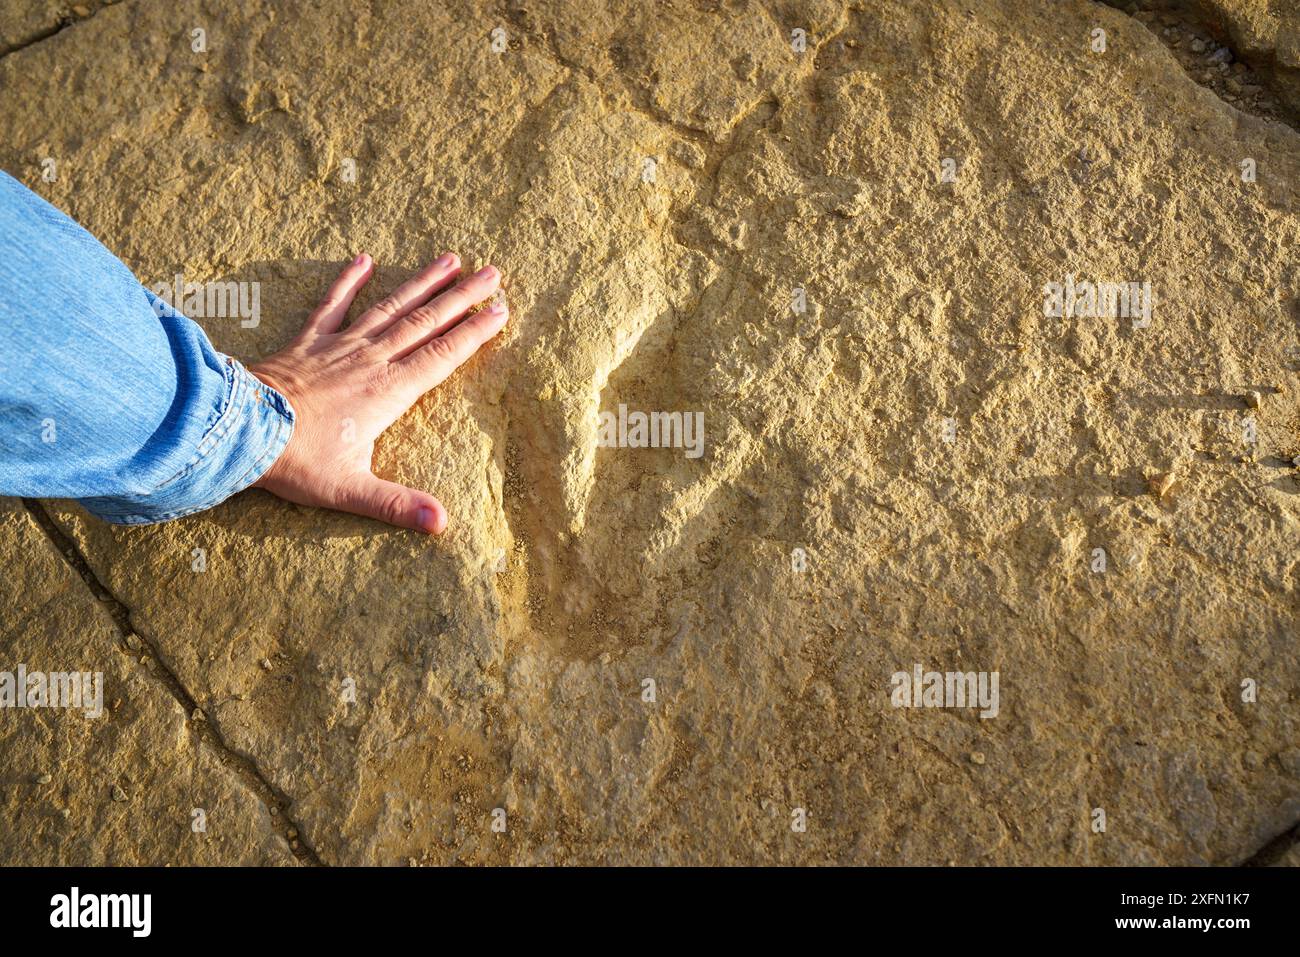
[78, 352, 294, 524]
[0, 170, 294, 524]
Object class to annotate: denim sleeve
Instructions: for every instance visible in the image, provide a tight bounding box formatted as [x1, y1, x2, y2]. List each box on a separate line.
[0, 170, 295, 524]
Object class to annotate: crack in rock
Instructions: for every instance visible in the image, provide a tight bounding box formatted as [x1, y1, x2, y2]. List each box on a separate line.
[20, 499, 324, 866]
[0, 0, 133, 60]
[1098, 0, 1299, 132]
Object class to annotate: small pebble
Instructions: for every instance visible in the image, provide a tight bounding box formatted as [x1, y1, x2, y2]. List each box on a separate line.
[110, 784, 128, 802]
[72, 5, 90, 16]
[36, 773, 52, 785]
[969, 751, 985, 765]
[1190, 38, 1206, 54]
[260, 658, 272, 671]
[1148, 473, 1176, 499]
[1245, 390, 1263, 408]
[287, 828, 298, 839]
[191, 708, 205, 721]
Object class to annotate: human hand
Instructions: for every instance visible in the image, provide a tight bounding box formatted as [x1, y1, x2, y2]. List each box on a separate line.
[249, 252, 507, 534]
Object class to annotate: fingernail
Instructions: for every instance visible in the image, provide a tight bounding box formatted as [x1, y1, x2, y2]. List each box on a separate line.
[476, 265, 498, 280]
[435, 252, 454, 267]
[487, 302, 508, 317]
[353, 253, 368, 266]
[416, 506, 435, 533]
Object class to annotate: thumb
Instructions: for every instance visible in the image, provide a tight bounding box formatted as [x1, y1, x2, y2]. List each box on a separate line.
[335, 473, 448, 534]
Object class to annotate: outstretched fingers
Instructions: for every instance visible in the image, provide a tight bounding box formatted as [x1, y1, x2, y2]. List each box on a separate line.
[348, 253, 462, 337]
[396, 300, 509, 391]
[380, 265, 502, 358]
[301, 253, 374, 335]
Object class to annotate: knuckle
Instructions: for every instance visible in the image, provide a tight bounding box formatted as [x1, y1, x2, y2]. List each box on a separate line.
[342, 341, 379, 368]
[407, 304, 442, 328]
[425, 335, 459, 363]
[373, 295, 401, 319]
[375, 489, 409, 525]
[362, 363, 395, 396]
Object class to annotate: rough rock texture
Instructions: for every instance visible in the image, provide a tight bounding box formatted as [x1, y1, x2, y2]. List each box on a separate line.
[1119, 0, 1300, 123]
[1192, 0, 1300, 114]
[0, 0, 113, 56]
[0, 502, 296, 864]
[0, 0, 1297, 864]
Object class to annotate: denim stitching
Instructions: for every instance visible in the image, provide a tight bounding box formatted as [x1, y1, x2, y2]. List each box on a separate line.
[86, 366, 294, 525]
[95, 413, 289, 524]
[145, 358, 240, 491]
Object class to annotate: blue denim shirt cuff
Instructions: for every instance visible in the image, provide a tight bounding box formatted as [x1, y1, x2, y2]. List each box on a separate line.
[77, 358, 295, 525]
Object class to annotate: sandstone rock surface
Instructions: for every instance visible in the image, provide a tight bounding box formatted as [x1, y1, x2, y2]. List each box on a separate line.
[0, 0, 1297, 864]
